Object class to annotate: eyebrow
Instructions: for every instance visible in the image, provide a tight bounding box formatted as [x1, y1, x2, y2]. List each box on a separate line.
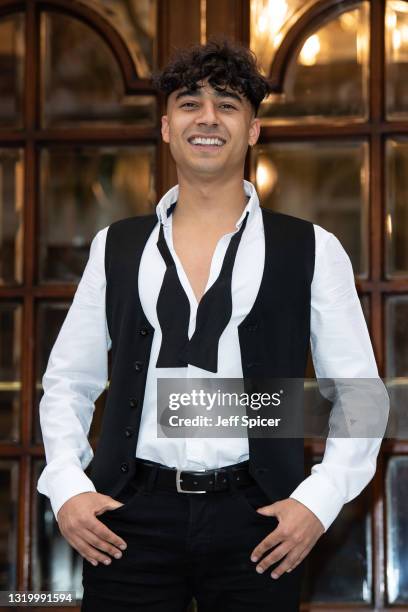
[174, 88, 243, 104]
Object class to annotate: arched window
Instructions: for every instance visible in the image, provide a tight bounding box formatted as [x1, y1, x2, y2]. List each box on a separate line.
[0, 1, 405, 609]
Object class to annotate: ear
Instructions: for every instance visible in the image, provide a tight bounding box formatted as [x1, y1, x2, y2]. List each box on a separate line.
[248, 117, 260, 148]
[161, 115, 170, 144]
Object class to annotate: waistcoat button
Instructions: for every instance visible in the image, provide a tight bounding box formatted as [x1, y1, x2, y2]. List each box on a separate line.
[133, 361, 143, 372]
[120, 462, 129, 473]
[139, 328, 149, 336]
[247, 324, 258, 332]
[125, 427, 134, 438]
[129, 397, 139, 408]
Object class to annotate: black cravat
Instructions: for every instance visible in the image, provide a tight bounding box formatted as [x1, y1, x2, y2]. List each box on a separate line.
[155, 203, 249, 373]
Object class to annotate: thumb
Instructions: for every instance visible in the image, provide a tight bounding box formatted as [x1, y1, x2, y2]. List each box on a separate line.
[107, 492, 125, 510]
[96, 495, 124, 514]
[110, 499, 124, 510]
[256, 502, 277, 516]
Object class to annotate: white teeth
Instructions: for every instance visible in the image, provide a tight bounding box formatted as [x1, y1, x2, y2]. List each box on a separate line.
[190, 137, 224, 146]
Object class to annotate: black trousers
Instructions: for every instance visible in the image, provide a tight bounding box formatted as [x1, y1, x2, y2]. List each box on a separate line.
[81, 470, 304, 611]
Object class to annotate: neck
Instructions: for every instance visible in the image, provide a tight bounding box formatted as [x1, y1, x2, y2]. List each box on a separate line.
[171, 173, 250, 231]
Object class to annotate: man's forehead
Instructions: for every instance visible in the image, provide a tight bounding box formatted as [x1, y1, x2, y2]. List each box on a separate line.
[171, 80, 246, 104]
[181, 79, 235, 94]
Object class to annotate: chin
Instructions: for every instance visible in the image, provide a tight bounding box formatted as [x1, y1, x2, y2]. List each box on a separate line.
[191, 164, 225, 174]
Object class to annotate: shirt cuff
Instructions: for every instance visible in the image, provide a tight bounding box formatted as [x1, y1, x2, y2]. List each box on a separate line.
[37, 464, 96, 521]
[289, 472, 346, 532]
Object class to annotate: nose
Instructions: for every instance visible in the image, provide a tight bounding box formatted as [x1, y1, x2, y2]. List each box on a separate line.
[194, 100, 219, 126]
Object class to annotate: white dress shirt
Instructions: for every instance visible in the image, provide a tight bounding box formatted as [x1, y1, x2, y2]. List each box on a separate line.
[37, 179, 386, 532]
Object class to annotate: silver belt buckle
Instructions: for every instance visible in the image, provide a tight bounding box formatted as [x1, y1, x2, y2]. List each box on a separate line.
[176, 469, 207, 493]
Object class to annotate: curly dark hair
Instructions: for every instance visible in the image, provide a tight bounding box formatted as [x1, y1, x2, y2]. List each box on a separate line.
[151, 37, 272, 117]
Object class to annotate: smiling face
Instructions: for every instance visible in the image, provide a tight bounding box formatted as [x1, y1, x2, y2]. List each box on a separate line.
[161, 77, 260, 179]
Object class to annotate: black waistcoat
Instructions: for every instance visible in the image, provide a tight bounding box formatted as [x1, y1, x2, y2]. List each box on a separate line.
[89, 207, 315, 504]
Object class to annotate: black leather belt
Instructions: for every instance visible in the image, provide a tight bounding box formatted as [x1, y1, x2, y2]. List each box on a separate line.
[134, 458, 254, 493]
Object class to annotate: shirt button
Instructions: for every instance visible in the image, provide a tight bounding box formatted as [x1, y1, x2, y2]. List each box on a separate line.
[125, 427, 134, 438]
[139, 328, 149, 336]
[133, 361, 143, 372]
[129, 397, 139, 408]
[120, 462, 129, 473]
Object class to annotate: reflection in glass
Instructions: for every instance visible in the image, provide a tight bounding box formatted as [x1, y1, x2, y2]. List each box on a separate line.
[42, 13, 157, 127]
[250, 0, 319, 73]
[386, 296, 408, 377]
[251, 3, 370, 123]
[39, 146, 156, 282]
[386, 456, 408, 603]
[386, 0, 408, 119]
[385, 296, 408, 438]
[32, 461, 83, 598]
[0, 461, 18, 589]
[0, 149, 24, 285]
[35, 302, 109, 443]
[81, 0, 157, 76]
[0, 303, 22, 442]
[252, 141, 369, 276]
[0, 14, 24, 129]
[385, 139, 408, 276]
[301, 455, 372, 604]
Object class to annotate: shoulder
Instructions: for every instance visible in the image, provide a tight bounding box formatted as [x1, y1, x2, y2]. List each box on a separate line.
[313, 223, 333, 256]
[85, 216, 158, 270]
[260, 206, 314, 231]
[105, 213, 157, 242]
[260, 207, 315, 249]
[312, 223, 350, 262]
[261, 208, 345, 254]
[107, 213, 157, 232]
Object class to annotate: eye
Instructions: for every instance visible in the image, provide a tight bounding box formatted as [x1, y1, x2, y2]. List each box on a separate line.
[180, 102, 236, 110]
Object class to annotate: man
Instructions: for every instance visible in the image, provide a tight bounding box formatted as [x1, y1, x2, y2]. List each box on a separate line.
[37, 38, 388, 611]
